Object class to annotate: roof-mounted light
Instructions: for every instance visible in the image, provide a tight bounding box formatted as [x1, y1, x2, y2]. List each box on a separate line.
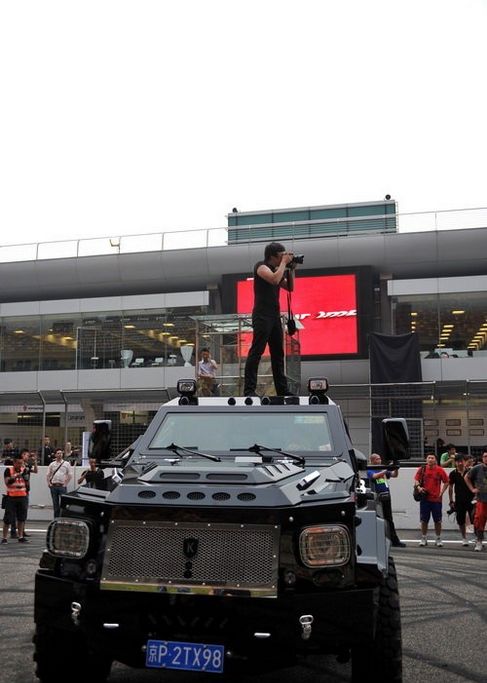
[177, 379, 198, 405]
[308, 378, 329, 393]
[308, 377, 329, 405]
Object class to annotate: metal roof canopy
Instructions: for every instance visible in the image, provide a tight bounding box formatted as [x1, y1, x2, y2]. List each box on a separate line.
[0, 391, 46, 407]
[0, 388, 172, 407]
[61, 388, 172, 404]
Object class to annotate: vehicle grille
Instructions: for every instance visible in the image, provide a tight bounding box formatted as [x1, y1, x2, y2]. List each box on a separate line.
[101, 520, 280, 597]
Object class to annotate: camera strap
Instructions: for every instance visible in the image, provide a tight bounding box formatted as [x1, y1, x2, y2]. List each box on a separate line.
[286, 291, 297, 336]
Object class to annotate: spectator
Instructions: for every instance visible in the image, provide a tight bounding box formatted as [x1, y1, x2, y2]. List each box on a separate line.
[64, 441, 79, 465]
[440, 443, 457, 468]
[46, 449, 72, 518]
[367, 453, 405, 547]
[78, 457, 105, 490]
[465, 450, 487, 552]
[2, 454, 29, 543]
[9, 448, 37, 539]
[448, 453, 475, 546]
[435, 437, 445, 458]
[2, 438, 19, 464]
[197, 348, 220, 396]
[89, 422, 112, 464]
[38, 435, 54, 466]
[414, 453, 449, 547]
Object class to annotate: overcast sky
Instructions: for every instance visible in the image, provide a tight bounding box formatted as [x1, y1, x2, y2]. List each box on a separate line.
[1, 0, 486, 247]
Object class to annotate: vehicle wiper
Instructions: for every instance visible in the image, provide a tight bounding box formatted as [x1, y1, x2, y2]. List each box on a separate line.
[163, 443, 221, 463]
[140, 461, 158, 474]
[248, 443, 305, 467]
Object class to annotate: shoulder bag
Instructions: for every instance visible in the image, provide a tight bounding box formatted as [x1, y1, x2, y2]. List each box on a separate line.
[413, 466, 427, 501]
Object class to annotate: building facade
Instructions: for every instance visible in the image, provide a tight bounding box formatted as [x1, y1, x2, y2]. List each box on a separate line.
[1, 201, 487, 459]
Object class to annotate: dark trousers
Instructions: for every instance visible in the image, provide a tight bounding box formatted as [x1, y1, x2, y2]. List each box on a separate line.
[244, 315, 288, 395]
[380, 494, 401, 544]
[50, 486, 67, 518]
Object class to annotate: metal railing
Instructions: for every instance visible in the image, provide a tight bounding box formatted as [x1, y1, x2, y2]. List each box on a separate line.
[1, 206, 486, 263]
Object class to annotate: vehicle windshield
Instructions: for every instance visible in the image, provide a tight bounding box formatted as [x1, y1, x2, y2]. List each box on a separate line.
[149, 412, 333, 453]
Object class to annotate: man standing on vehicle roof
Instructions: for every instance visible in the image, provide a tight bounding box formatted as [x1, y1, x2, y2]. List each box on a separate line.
[243, 242, 296, 397]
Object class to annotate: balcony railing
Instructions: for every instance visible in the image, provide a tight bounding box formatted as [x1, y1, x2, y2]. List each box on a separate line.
[0, 206, 487, 264]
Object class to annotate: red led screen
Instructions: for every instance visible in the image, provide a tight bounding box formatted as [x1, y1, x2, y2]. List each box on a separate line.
[237, 274, 358, 356]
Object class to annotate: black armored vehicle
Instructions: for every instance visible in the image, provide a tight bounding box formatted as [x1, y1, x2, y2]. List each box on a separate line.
[34, 378, 409, 682]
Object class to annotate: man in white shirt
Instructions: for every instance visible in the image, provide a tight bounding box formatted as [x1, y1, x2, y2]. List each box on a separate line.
[46, 448, 72, 517]
[197, 348, 219, 396]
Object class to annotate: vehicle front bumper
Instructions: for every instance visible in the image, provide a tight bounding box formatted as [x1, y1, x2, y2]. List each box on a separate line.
[35, 571, 379, 667]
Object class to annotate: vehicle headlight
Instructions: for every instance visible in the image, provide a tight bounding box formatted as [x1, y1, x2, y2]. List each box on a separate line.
[47, 519, 90, 559]
[299, 525, 351, 567]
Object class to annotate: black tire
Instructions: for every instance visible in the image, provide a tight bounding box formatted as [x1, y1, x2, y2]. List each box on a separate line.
[33, 624, 112, 683]
[351, 556, 402, 683]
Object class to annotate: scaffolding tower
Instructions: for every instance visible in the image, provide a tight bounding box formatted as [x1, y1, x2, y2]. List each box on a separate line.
[192, 314, 301, 396]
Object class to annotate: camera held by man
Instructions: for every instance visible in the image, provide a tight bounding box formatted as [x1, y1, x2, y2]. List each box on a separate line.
[288, 253, 304, 266]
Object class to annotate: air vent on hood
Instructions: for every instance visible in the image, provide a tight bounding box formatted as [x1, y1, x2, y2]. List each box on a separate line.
[138, 490, 156, 499]
[162, 491, 181, 500]
[238, 492, 256, 501]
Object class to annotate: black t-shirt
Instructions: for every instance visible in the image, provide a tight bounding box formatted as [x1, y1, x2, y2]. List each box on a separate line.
[252, 261, 281, 317]
[449, 469, 474, 505]
[2, 448, 18, 462]
[38, 446, 55, 464]
[82, 469, 105, 489]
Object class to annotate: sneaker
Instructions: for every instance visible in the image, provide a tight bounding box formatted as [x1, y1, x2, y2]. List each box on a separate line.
[18, 537, 29, 543]
[392, 540, 407, 548]
[474, 541, 483, 552]
[462, 538, 469, 546]
[435, 538, 443, 547]
[1, 539, 7, 544]
[419, 537, 427, 547]
[22, 532, 30, 537]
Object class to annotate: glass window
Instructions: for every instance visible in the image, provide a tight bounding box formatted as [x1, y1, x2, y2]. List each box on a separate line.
[76, 313, 122, 369]
[0, 317, 41, 371]
[40, 315, 80, 370]
[121, 310, 197, 368]
[149, 412, 332, 453]
[0, 304, 206, 372]
[392, 291, 487, 356]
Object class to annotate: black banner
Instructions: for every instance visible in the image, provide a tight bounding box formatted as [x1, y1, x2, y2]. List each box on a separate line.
[369, 332, 422, 383]
[369, 332, 422, 456]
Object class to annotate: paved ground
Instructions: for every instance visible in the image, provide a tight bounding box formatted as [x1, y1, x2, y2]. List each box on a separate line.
[0, 524, 485, 683]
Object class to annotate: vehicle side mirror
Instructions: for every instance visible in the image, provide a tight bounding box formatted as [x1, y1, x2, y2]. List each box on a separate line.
[353, 449, 368, 471]
[382, 418, 410, 461]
